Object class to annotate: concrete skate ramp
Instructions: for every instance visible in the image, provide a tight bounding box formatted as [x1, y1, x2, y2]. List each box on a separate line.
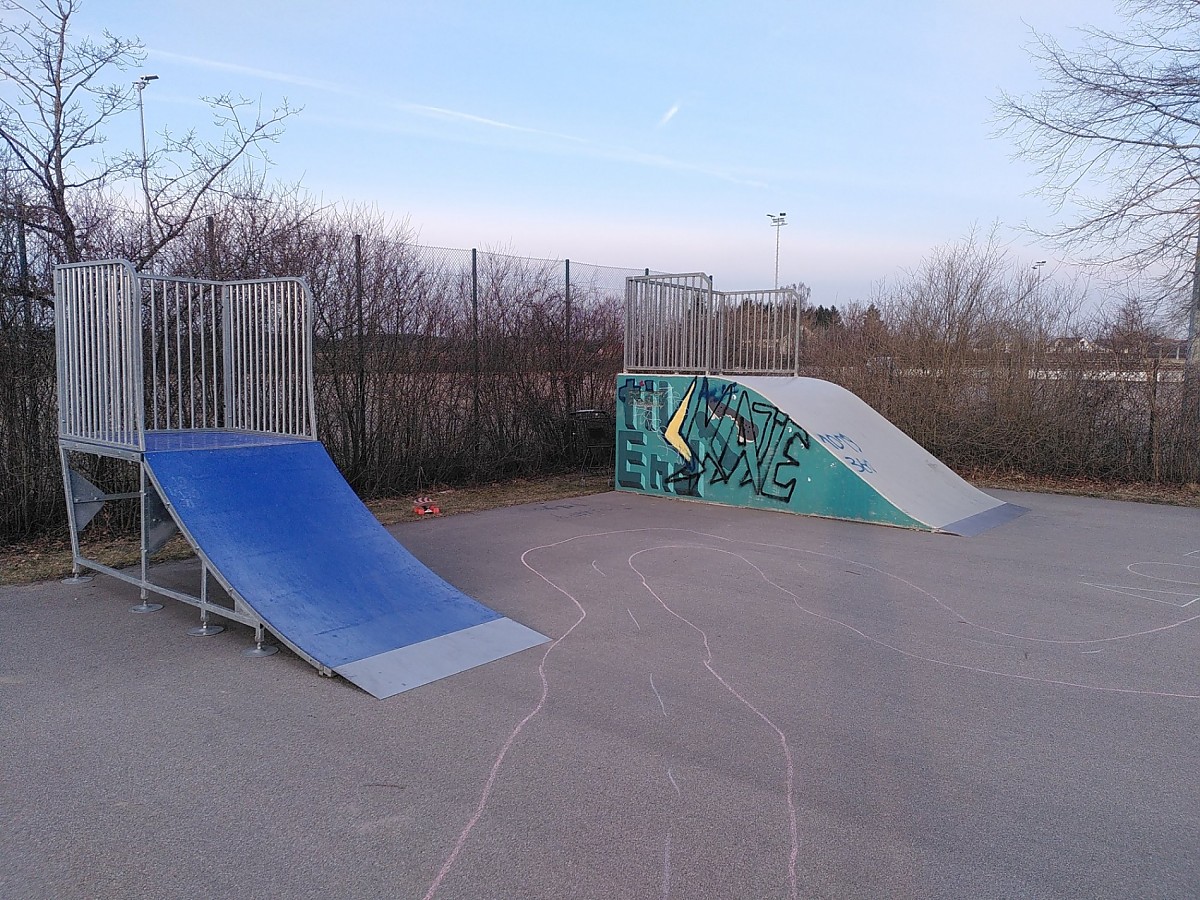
[615, 374, 1024, 535]
[143, 434, 547, 697]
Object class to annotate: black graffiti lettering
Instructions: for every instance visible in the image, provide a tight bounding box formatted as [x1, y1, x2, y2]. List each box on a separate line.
[617, 429, 646, 489]
[620, 378, 815, 506]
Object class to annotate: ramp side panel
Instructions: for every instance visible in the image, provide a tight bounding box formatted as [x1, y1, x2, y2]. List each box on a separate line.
[144, 441, 501, 669]
[738, 376, 1012, 530]
[615, 375, 925, 530]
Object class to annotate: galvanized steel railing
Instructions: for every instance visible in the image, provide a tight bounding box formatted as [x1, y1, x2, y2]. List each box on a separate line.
[223, 279, 316, 437]
[143, 273, 224, 433]
[624, 273, 805, 375]
[56, 260, 145, 449]
[623, 273, 715, 373]
[717, 288, 805, 375]
[55, 260, 316, 452]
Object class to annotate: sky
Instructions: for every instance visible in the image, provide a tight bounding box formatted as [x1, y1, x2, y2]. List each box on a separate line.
[72, 0, 1131, 305]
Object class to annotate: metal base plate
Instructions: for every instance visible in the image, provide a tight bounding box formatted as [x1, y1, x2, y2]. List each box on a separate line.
[188, 624, 225, 636]
[243, 643, 278, 658]
[130, 601, 164, 613]
[61, 574, 94, 585]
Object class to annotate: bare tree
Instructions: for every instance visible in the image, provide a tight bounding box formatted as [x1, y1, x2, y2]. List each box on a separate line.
[0, 0, 296, 275]
[995, 0, 1200, 367]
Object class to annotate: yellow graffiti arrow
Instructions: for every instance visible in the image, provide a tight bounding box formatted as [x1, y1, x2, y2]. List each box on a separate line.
[664, 382, 695, 463]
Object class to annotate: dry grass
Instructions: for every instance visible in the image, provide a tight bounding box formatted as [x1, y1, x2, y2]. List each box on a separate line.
[3, 468, 1197, 588]
[964, 469, 1200, 508]
[0, 472, 613, 587]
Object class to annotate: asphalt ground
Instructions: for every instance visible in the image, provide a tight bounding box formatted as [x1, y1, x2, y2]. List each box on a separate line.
[2, 489, 1199, 900]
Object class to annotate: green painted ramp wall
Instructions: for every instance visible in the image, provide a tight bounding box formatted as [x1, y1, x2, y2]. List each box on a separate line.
[614, 374, 926, 530]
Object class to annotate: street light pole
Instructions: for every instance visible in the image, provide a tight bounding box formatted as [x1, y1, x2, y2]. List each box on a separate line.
[1032, 259, 1046, 304]
[767, 212, 787, 289]
[135, 74, 159, 257]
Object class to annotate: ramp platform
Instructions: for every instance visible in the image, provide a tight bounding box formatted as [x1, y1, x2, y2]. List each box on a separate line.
[615, 374, 1025, 535]
[142, 433, 547, 698]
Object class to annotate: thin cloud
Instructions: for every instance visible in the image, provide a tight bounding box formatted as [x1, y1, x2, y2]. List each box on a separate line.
[391, 102, 587, 143]
[152, 49, 757, 186]
[151, 48, 586, 143]
[147, 48, 351, 94]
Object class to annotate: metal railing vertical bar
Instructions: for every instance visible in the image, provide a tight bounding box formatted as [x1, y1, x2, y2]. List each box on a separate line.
[163, 277, 172, 427]
[270, 283, 280, 432]
[286, 283, 295, 436]
[212, 283, 221, 426]
[261, 285, 270, 431]
[221, 284, 232, 430]
[150, 278, 160, 430]
[198, 283, 209, 427]
[84, 269, 97, 438]
[258, 284, 268, 431]
[186, 281, 196, 429]
[251, 285, 258, 430]
[248, 285, 258, 431]
[102, 266, 115, 437]
[263, 284, 272, 432]
[289, 283, 297, 436]
[757, 292, 765, 371]
[172, 281, 182, 431]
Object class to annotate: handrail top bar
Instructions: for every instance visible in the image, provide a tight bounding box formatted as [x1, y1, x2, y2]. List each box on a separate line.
[55, 259, 310, 292]
[54, 258, 138, 278]
[628, 272, 711, 282]
[222, 275, 311, 289]
[626, 272, 802, 297]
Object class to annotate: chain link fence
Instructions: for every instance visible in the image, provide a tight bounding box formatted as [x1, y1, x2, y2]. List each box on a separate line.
[307, 241, 646, 496]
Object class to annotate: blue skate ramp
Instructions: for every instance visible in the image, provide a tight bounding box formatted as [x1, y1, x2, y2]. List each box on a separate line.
[143, 435, 547, 698]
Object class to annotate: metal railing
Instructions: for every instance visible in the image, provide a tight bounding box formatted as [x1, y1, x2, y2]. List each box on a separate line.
[623, 273, 714, 373]
[55, 260, 315, 452]
[717, 288, 805, 375]
[624, 273, 805, 374]
[224, 278, 316, 437]
[56, 260, 144, 449]
[143, 274, 223, 432]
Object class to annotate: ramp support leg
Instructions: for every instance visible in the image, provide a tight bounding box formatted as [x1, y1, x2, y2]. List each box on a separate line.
[243, 624, 278, 658]
[129, 465, 164, 614]
[187, 568, 225, 636]
[57, 447, 93, 585]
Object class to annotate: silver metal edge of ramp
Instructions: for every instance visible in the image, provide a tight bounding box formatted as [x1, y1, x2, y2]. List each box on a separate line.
[938, 502, 1030, 537]
[334, 618, 550, 699]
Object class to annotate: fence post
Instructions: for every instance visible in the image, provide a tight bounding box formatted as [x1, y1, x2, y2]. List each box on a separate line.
[471, 248, 480, 475]
[794, 289, 802, 377]
[206, 215, 216, 279]
[353, 233, 366, 485]
[564, 258, 572, 413]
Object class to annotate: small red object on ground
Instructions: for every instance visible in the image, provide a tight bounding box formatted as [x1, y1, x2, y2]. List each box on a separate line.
[413, 497, 441, 516]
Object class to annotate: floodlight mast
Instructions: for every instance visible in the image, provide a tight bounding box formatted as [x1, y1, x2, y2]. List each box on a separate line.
[768, 212, 788, 289]
[135, 75, 159, 256]
[1032, 259, 1047, 303]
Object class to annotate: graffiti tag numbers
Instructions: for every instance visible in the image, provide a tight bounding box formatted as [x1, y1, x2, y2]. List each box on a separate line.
[817, 433, 862, 453]
[816, 433, 876, 475]
[843, 456, 876, 474]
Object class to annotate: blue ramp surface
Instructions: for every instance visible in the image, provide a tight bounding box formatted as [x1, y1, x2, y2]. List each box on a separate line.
[143, 436, 546, 698]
